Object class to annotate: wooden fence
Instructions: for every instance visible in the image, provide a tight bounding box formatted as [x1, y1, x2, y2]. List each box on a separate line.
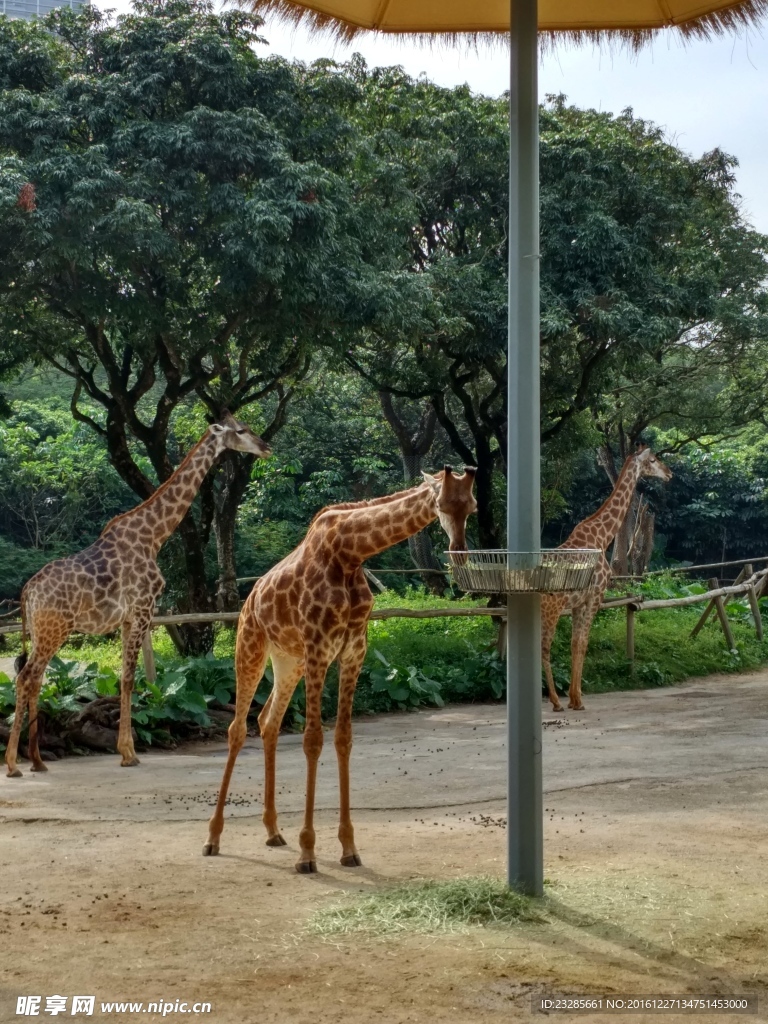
[2, 561, 767, 679]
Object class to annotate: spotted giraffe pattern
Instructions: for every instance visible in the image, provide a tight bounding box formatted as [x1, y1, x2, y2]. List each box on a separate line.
[542, 446, 673, 712]
[5, 413, 270, 778]
[203, 466, 478, 873]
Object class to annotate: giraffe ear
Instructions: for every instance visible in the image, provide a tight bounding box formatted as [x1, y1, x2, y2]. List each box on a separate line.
[422, 471, 441, 495]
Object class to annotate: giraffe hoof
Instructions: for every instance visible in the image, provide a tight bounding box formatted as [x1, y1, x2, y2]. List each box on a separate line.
[568, 703, 585, 711]
[202, 843, 219, 857]
[266, 834, 287, 847]
[120, 756, 141, 767]
[295, 860, 317, 874]
[6, 767, 22, 778]
[340, 854, 362, 867]
[30, 762, 48, 773]
[552, 705, 564, 713]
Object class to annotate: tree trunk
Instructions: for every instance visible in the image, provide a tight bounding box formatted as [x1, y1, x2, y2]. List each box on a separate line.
[380, 394, 448, 594]
[629, 503, 655, 575]
[431, 393, 501, 549]
[474, 451, 500, 549]
[611, 510, 631, 576]
[173, 512, 215, 654]
[213, 452, 254, 612]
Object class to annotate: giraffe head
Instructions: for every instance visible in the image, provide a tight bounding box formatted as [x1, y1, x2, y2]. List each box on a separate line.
[635, 445, 673, 483]
[210, 411, 272, 459]
[422, 465, 478, 554]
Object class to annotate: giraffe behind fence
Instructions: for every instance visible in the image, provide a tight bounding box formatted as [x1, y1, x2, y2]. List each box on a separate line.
[542, 446, 672, 712]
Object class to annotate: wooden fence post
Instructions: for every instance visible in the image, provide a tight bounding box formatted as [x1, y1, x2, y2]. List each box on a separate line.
[755, 572, 768, 600]
[690, 571, 743, 640]
[690, 584, 715, 638]
[626, 605, 636, 663]
[141, 631, 157, 682]
[696, 577, 737, 647]
[744, 564, 764, 641]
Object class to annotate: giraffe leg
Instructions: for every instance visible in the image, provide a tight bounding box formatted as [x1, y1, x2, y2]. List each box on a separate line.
[5, 662, 34, 778]
[5, 619, 69, 778]
[117, 614, 152, 767]
[541, 596, 564, 712]
[336, 637, 366, 867]
[26, 677, 48, 773]
[203, 616, 268, 857]
[259, 650, 303, 848]
[296, 656, 329, 874]
[568, 597, 600, 711]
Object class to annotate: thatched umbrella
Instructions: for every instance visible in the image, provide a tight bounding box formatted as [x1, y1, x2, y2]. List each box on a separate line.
[246, 0, 767, 894]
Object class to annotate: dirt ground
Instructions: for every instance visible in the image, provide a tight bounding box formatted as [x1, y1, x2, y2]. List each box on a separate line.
[1, 670, 768, 1024]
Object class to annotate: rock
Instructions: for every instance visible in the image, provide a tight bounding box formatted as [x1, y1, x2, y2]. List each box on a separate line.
[207, 709, 235, 726]
[65, 720, 119, 753]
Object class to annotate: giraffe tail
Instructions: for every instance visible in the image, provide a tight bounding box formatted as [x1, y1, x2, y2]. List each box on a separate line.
[14, 589, 28, 676]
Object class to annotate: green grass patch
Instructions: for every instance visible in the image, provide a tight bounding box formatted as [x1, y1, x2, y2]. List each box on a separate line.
[556, 583, 768, 697]
[309, 876, 539, 936]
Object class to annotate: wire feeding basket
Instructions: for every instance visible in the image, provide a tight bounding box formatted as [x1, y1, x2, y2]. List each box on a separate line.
[445, 549, 601, 595]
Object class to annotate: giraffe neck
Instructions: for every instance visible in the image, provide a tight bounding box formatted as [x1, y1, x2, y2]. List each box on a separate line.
[565, 455, 642, 552]
[103, 431, 222, 553]
[321, 484, 438, 565]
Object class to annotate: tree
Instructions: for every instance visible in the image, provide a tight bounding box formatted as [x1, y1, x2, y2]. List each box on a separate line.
[0, 1, 411, 648]
[378, 392, 448, 591]
[342, 64, 509, 547]
[343, 74, 768, 549]
[0, 401, 132, 550]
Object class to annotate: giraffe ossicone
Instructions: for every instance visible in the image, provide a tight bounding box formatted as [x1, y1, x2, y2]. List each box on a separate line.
[203, 466, 478, 873]
[542, 445, 672, 712]
[5, 413, 271, 778]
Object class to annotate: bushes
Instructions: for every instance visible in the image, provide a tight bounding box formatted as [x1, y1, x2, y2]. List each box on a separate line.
[553, 573, 768, 696]
[0, 537, 65, 602]
[3, 586, 768, 758]
[0, 653, 241, 755]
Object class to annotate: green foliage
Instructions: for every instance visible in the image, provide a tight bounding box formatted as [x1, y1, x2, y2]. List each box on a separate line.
[344, 74, 768, 548]
[0, 651, 238, 748]
[654, 432, 768, 565]
[0, 402, 133, 557]
[551, 590, 768, 696]
[368, 649, 443, 709]
[0, 656, 118, 725]
[0, 0, 421, 639]
[0, 537, 60, 602]
[128, 654, 237, 743]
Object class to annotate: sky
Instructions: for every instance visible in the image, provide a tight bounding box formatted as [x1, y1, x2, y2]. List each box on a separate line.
[96, 1, 768, 234]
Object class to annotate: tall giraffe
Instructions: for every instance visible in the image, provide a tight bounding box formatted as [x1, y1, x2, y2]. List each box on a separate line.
[203, 466, 477, 873]
[542, 446, 672, 712]
[5, 413, 271, 778]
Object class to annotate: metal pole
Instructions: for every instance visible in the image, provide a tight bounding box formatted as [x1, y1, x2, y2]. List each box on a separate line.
[507, 0, 543, 896]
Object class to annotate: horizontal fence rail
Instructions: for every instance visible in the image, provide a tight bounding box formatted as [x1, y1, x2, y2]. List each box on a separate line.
[1, 568, 766, 634]
[2, 563, 767, 668]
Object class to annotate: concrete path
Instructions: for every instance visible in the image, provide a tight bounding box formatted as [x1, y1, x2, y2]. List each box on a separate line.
[2, 670, 767, 824]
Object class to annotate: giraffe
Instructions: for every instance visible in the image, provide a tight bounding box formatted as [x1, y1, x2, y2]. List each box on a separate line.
[541, 445, 672, 713]
[203, 465, 477, 873]
[5, 412, 271, 778]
